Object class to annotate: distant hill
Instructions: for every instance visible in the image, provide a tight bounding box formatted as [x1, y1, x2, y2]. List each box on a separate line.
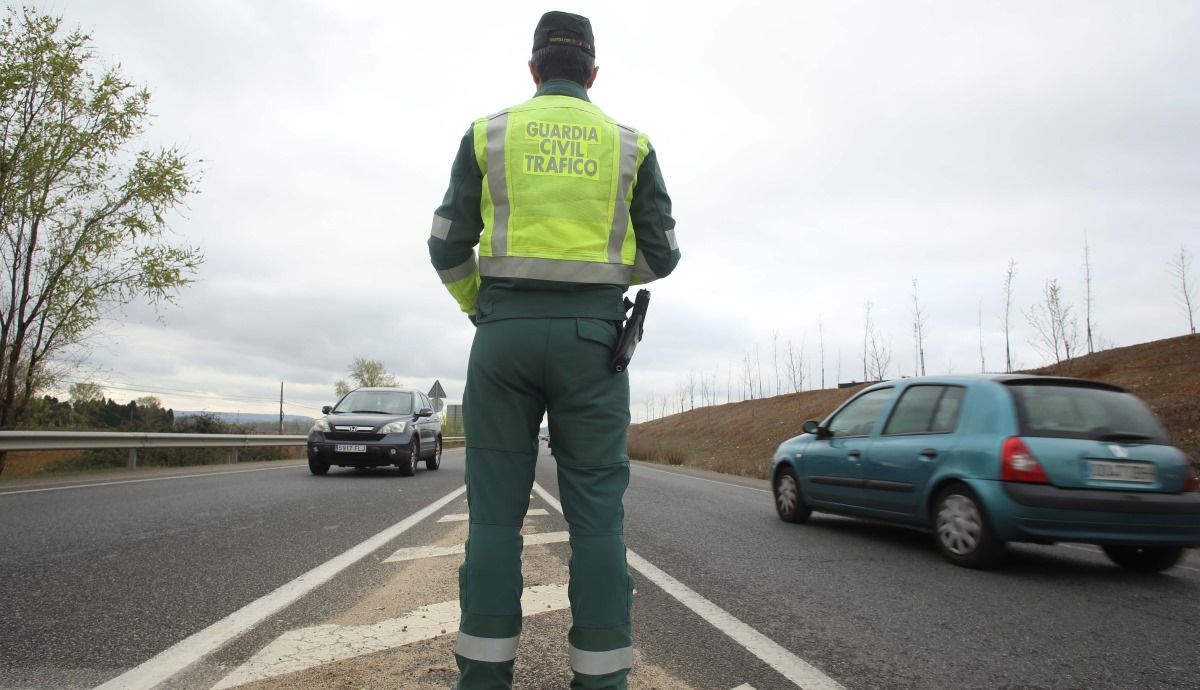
[628, 333, 1200, 479]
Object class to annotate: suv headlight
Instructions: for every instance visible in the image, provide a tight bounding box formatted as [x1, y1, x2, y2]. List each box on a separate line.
[379, 420, 408, 434]
[310, 417, 330, 433]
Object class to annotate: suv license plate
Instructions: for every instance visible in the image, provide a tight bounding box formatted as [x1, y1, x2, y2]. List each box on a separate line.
[1088, 460, 1155, 483]
[335, 444, 367, 453]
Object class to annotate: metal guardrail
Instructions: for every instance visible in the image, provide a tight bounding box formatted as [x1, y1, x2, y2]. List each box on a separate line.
[0, 432, 468, 470]
[0, 431, 307, 469]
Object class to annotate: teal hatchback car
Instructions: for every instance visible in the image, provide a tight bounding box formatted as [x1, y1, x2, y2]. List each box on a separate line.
[770, 375, 1200, 571]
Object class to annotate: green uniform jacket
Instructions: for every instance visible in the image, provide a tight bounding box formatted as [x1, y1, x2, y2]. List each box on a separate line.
[428, 80, 679, 323]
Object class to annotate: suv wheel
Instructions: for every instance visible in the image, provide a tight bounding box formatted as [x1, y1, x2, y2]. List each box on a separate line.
[398, 441, 418, 476]
[426, 437, 441, 470]
[1101, 545, 1184, 573]
[773, 466, 811, 523]
[932, 485, 1005, 568]
[308, 456, 329, 476]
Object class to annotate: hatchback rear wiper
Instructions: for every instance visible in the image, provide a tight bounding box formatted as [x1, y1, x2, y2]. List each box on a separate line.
[1096, 432, 1153, 442]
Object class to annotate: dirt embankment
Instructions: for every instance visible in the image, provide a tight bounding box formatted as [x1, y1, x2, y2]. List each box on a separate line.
[628, 333, 1200, 479]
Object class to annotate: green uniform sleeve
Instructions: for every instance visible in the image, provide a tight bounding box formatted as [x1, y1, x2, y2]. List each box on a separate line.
[428, 127, 484, 316]
[628, 141, 679, 284]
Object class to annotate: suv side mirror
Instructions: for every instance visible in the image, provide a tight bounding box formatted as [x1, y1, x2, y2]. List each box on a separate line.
[416, 407, 434, 418]
[321, 405, 332, 415]
[802, 420, 821, 436]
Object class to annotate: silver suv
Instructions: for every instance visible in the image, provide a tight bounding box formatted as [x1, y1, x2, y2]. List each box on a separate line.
[306, 387, 442, 476]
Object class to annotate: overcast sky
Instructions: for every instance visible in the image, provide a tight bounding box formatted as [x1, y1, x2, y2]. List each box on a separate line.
[39, 0, 1200, 421]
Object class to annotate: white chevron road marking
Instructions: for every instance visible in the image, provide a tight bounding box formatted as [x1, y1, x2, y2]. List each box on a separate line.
[383, 530, 570, 563]
[211, 584, 570, 689]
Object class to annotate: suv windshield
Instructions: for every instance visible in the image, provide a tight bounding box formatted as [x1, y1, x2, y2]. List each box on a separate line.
[333, 390, 413, 416]
[1005, 382, 1170, 444]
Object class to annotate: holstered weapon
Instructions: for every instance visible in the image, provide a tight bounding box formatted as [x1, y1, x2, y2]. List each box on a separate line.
[612, 289, 650, 373]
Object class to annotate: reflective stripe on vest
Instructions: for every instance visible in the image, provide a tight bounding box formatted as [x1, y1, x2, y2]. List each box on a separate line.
[484, 113, 510, 257]
[569, 644, 633, 676]
[479, 255, 634, 283]
[455, 632, 520, 663]
[474, 96, 648, 283]
[607, 125, 640, 263]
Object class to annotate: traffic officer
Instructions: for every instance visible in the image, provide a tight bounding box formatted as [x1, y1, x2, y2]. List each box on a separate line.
[428, 10, 679, 690]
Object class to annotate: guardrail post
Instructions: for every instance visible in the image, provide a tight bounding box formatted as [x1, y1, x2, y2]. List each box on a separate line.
[228, 447, 239, 464]
[127, 449, 137, 470]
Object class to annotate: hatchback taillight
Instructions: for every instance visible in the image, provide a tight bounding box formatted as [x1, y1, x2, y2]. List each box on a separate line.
[1184, 459, 1199, 493]
[1001, 437, 1049, 483]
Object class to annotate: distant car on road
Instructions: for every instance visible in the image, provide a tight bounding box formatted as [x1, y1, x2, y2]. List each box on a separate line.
[307, 387, 442, 476]
[770, 375, 1200, 571]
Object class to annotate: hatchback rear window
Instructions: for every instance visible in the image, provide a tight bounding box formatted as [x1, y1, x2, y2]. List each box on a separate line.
[1005, 382, 1170, 444]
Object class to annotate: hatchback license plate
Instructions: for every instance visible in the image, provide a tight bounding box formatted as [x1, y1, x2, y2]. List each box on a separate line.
[335, 444, 367, 453]
[1088, 460, 1154, 483]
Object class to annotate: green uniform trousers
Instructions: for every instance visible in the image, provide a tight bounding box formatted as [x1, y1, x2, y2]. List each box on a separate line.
[454, 317, 634, 690]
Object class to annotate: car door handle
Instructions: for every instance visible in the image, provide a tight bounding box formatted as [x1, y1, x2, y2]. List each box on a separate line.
[919, 448, 939, 458]
[847, 450, 861, 459]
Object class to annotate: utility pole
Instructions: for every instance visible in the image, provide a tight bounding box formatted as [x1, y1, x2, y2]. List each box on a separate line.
[279, 382, 284, 434]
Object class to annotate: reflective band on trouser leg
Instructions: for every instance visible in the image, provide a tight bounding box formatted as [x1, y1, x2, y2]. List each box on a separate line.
[570, 645, 633, 676]
[456, 632, 520, 663]
[485, 113, 510, 256]
[606, 126, 640, 263]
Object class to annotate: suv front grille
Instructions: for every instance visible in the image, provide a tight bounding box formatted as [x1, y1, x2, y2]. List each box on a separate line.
[325, 432, 387, 442]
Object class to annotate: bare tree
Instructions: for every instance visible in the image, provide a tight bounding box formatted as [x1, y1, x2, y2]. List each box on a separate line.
[686, 372, 696, 411]
[1083, 233, 1095, 353]
[755, 343, 764, 398]
[741, 352, 755, 400]
[1003, 260, 1017, 373]
[911, 279, 928, 376]
[771, 332, 780, 396]
[863, 302, 891, 381]
[784, 337, 806, 393]
[862, 302, 872, 381]
[1025, 279, 1080, 366]
[1170, 246, 1197, 335]
[978, 300, 987, 373]
[818, 316, 826, 389]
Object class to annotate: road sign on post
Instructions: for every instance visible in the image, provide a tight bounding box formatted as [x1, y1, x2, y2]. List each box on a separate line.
[428, 380, 447, 413]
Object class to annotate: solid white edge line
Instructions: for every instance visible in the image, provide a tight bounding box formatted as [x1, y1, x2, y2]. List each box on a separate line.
[531, 482, 844, 690]
[93, 483, 468, 690]
[632, 463, 771, 494]
[0, 463, 305, 496]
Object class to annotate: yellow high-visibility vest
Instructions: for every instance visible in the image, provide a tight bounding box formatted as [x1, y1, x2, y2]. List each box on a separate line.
[472, 94, 650, 284]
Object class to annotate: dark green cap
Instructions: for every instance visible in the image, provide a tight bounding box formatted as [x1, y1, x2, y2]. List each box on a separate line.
[532, 11, 594, 57]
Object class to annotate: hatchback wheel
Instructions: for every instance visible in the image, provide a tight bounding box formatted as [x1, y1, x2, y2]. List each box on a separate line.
[1101, 545, 1184, 573]
[399, 441, 418, 476]
[308, 457, 329, 476]
[933, 485, 1004, 568]
[773, 466, 811, 523]
[426, 437, 441, 470]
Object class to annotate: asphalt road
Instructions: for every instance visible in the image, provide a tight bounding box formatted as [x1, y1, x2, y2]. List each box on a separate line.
[2, 452, 1199, 689]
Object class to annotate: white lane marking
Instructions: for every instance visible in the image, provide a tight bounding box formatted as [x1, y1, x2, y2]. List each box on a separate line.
[383, 531, 570, 563]
[532, 482, 844, 690]
[731, 685, 758, 690]
[437, 508, 549, 523]
[212, 584, 570, 689]
[0, 463, 305, 496]
[632, 463, 771, 494]
[1060, 543, 1200, 573]
[93, 484, 468, 690]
